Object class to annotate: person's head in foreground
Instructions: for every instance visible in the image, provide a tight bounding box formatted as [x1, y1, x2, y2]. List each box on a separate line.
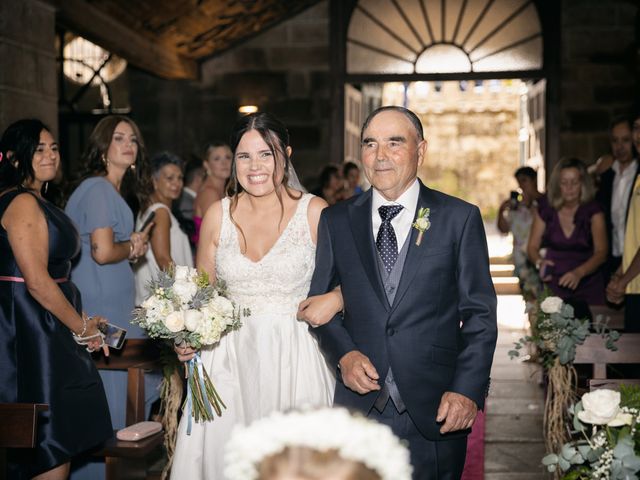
[224, 407, 412, 480]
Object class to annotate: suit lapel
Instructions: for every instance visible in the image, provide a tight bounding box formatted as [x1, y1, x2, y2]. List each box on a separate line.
[348, 191, 390, 311]
[391, 181, 441, 312]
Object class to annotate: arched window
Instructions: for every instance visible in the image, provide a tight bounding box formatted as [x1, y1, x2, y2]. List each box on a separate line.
[347, 0, 542, 74]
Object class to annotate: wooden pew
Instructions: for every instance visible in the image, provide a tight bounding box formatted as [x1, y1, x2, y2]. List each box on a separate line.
[589, 305, 625, 331]
[0, 403, 48, 480]
[94, 338, 162, 425]
[93, 339, 165, 480]
[589, 378, 640, 391]
[574, 333, 640, 379]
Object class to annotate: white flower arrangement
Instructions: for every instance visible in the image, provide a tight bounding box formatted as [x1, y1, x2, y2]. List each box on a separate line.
[132, 265, 246, 429]
[509, 295, 619, 367]
[543, 387, 640, 479]
[133, 265, 242, 348]
[224, 407, 413, 480]
[540, 295, 564, 314]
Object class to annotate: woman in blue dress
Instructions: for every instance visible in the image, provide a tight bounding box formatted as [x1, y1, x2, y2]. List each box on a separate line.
[0, 119, 112, 479]
[65, 116, 158, 478]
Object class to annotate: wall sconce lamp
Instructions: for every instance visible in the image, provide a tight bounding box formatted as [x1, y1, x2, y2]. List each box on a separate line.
[238, 105, 258, 114]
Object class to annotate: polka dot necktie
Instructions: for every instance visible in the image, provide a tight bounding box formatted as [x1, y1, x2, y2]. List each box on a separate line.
[376, 205, 404, 273]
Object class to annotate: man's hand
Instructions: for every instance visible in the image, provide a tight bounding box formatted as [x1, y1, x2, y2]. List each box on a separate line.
[436, 391, 478, 434]
[606, 274, 626, 305]
[339, 350, 381, 394]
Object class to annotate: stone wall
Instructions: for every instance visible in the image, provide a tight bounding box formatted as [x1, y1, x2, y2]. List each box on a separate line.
[0, 0, 57, 134]
[129, 1, 330, 186]
[3, 0, 637, 189]
[559, 0, 639, 165]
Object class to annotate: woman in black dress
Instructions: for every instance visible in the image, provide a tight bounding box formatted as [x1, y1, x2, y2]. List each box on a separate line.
[0, 119, 112, 479]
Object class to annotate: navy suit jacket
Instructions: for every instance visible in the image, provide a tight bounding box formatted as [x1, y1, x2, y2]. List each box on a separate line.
[309, 180, 498, 440]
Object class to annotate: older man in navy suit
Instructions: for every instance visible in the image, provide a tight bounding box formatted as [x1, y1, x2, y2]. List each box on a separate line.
[305, 106, 497, 479]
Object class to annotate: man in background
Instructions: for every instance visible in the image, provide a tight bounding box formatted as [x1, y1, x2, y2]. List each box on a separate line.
[596, 117, 639, 283]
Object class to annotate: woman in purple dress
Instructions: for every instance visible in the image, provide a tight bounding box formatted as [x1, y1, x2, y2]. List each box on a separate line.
[527, 158, 608, 307]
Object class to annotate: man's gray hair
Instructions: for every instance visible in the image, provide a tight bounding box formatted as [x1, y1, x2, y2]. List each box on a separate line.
[360, 106, 424, 142]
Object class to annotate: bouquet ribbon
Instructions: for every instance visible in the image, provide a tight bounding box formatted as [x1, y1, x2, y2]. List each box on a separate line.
[185, 351, 225, 435]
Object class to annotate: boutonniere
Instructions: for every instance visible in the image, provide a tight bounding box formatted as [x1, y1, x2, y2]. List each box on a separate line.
[412, 207, 430, 246]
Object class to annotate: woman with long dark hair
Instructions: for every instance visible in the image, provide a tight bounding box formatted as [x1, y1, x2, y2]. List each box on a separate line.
[65, 115, 159, 478]
[170, 113, 340, 479]
[0, 119, 111, 479]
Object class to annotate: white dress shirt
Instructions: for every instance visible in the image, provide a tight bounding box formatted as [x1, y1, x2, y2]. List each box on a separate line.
[371, 179, 420, 249]
[611, 159, 638, 256]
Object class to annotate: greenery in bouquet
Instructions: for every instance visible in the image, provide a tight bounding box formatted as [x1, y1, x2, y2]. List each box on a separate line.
[508, 295, 619, 369]
[132, 265, 244, 349]
[542, 385, 640, 479]
[132, 265, 247, 436]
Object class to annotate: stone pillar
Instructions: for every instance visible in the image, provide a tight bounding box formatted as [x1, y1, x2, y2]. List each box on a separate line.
[0, 0, 57, 134]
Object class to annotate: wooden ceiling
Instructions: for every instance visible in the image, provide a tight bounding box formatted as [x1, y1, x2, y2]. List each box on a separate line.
[54, 0, 322, 80]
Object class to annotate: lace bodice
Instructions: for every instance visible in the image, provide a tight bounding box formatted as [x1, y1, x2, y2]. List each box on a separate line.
[216, 194, 316, 316]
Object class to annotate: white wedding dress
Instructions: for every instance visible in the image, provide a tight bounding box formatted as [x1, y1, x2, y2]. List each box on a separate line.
[171, 194, 335, 480]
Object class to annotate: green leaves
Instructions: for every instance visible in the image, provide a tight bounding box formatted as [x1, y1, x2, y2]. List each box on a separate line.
[620, 384, 640, 411]
[508, 294, 620, 368]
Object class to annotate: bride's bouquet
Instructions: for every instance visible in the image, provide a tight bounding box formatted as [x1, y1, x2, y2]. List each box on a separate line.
[132, 265, 244, 433]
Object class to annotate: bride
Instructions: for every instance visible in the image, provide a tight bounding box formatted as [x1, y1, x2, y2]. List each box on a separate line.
[170, 112, 341, 479]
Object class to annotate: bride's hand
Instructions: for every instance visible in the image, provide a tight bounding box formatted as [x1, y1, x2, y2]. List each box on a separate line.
[174, 342, 197, 362]
[297, 287, 343, 328]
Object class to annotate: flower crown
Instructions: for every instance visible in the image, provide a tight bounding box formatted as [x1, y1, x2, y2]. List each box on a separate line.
[224, 407, 412, 480]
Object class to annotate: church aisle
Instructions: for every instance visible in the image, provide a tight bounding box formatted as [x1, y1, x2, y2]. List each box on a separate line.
[484, 295, 546, 479]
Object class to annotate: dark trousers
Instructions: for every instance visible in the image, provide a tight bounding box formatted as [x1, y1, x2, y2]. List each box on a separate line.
[369, 400, 467, 480]
[625, 294, 640, 332]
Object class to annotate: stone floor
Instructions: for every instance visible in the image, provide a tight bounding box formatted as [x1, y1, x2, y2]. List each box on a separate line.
[484, 295, 547, 479]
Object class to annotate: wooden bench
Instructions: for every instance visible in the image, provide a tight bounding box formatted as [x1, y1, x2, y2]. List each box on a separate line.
[0, 403, 48, 480]
[93, 339, 165, 480]
[589, 305, 625, 331]
[574, 333, 640, 379]
[589, 378, 640, 391]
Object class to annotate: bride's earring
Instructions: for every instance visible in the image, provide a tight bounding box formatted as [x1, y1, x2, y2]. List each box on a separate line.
[102, 154, 108, 166]
[130, 163, 136, 172]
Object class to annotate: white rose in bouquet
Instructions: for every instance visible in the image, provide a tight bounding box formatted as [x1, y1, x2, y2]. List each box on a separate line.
[607, 412, 634, 427]
[213, 295, 235, 320]
[184, 309, 204, 332]
[540, 296, 563, 314]
[173, 279, 198, 304]
[174, 265, 193, 281]
[141, 296, 161, 323]
[164, 310, 185, 333]
[577, 389, 621, 425]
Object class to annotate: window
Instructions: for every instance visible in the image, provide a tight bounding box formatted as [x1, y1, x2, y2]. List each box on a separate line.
[347, 0, 542, 74]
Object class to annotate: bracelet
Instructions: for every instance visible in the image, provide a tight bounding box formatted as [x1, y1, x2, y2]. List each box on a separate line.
[129, 241, 135, 259]
[74, 314, 88, 337]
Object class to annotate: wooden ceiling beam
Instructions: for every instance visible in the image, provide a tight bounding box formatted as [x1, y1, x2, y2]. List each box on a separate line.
[52, 0, 198, 80]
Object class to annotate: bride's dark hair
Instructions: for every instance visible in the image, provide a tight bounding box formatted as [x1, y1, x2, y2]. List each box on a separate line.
[227, 112, 301, 253]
